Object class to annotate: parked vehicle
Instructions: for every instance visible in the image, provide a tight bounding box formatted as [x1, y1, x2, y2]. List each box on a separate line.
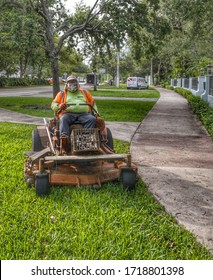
[127, 77, 148, 89]
[47, 77, 66, 85]
[86, 73, 99, 85]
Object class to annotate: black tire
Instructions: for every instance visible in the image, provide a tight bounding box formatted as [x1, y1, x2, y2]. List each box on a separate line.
[35, 173, 49, 196]
[106, 128, 114, 150]
[120, 168, 136, 191]
[32, 129, 44, 152]
[26, 177, 34, 188]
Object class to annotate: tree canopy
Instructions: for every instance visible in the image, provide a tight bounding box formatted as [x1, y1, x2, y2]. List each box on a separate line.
[0, 0, 212, 91]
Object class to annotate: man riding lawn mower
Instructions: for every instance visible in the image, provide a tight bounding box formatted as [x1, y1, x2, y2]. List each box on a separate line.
[24, 76, 137, 196]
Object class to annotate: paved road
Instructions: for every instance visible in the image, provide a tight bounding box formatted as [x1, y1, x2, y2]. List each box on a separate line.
[0, 86, 158, 101]
[0, 86, 53, 97]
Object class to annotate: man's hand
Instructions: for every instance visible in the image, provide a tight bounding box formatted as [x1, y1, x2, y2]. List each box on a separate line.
[59, 103, 66, 110]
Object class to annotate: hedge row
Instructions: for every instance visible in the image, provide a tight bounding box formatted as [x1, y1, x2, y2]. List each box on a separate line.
[174, 87, 213, 139]
[0, 77, 49, 87]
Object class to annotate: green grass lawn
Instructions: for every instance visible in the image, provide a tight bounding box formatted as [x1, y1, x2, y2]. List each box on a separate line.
[0, 89, 212, 260]
[91, 88, 160, 98]
[0, 97, 156, 122]
[0, 122, 212, 260]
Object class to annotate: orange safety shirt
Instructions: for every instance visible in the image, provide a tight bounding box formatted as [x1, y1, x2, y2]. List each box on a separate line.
[51, 89, 98, 117]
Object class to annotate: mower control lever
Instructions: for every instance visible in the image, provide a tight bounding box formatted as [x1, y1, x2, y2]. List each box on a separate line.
[58, 103, 98, 116]
[43, 118, 56, 154]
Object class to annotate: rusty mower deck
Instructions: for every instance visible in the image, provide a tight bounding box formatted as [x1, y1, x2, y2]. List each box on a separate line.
[24, 118, 137, 195]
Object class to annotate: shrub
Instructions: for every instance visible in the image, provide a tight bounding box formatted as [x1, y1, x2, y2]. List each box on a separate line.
[174, 87, 213, 138]
[0, 77, 49, 87]
[8, 77, 30, 86]
[165, 85, 174, 90]
[0, 76, 7, 87]
[161, 80, 173, 89]
[31, 78, 49, 85]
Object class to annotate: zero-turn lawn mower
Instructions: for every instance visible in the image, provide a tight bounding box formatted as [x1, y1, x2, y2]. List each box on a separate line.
[24, 104, 137, 196]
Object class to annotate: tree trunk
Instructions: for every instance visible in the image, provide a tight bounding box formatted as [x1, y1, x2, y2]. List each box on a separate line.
[19, 58, 24, 78]
[150, 58, 154, 85]
[50, 56, 60, 97]
[19, 53, 29, 78]
[37, 60, 44, 79]
[157, 59, 162, 84]
[116, 52, 120, 88]
[19, 57, 25, 78]
[94, 72, 97, 91]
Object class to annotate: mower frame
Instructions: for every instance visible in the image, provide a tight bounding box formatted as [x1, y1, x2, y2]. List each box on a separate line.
[24, 112, 137, 195]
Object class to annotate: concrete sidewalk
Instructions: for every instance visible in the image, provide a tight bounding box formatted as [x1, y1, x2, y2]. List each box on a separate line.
[131, 87, 213, 253]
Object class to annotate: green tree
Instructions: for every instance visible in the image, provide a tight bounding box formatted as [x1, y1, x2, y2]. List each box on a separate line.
[59, 46, 89, 77]
[77, 0, 167, 86]
[0, 0, 106, 95]
[0, 5, 20, 76]
[151, 0, 213, 80]
[0, 1, 48, 78]
[11, 13, 43, 77]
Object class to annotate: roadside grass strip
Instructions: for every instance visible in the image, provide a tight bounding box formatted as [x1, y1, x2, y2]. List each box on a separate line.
[0, 97, 156, 122]
[91, 89, 160, 99]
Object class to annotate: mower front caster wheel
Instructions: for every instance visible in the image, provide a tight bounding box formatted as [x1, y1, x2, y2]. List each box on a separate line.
[120, 168, 137, 191]
[35, 173, 49, 196]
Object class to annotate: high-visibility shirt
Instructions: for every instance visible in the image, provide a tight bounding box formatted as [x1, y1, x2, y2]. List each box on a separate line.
[51, 88, 98, 117]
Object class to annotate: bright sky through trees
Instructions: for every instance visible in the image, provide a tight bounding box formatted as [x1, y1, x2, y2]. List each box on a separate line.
[64, 0, 97, 12]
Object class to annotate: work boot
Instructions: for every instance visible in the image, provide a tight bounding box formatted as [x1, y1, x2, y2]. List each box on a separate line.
[60, 135, 69, 155]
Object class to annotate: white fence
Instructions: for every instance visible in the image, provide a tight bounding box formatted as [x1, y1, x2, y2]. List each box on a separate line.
[171, 75, 213, 108]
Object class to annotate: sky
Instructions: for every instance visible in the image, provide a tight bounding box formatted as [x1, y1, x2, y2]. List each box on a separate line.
[63, 0, 98, 12]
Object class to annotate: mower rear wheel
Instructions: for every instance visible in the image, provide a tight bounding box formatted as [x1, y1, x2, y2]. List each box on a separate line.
[106, 128, 113, 150]
[35, 173, 49, 196]
[120, 168, 136, 191]
[32, 129, 44, 152]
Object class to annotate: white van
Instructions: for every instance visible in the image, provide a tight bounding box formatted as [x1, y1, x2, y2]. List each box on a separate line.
[127, 77, 148, 89]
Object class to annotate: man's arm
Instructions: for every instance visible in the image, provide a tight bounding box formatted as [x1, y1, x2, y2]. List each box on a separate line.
[51, 91, 63, 112]
[85, 90, 99, 115]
